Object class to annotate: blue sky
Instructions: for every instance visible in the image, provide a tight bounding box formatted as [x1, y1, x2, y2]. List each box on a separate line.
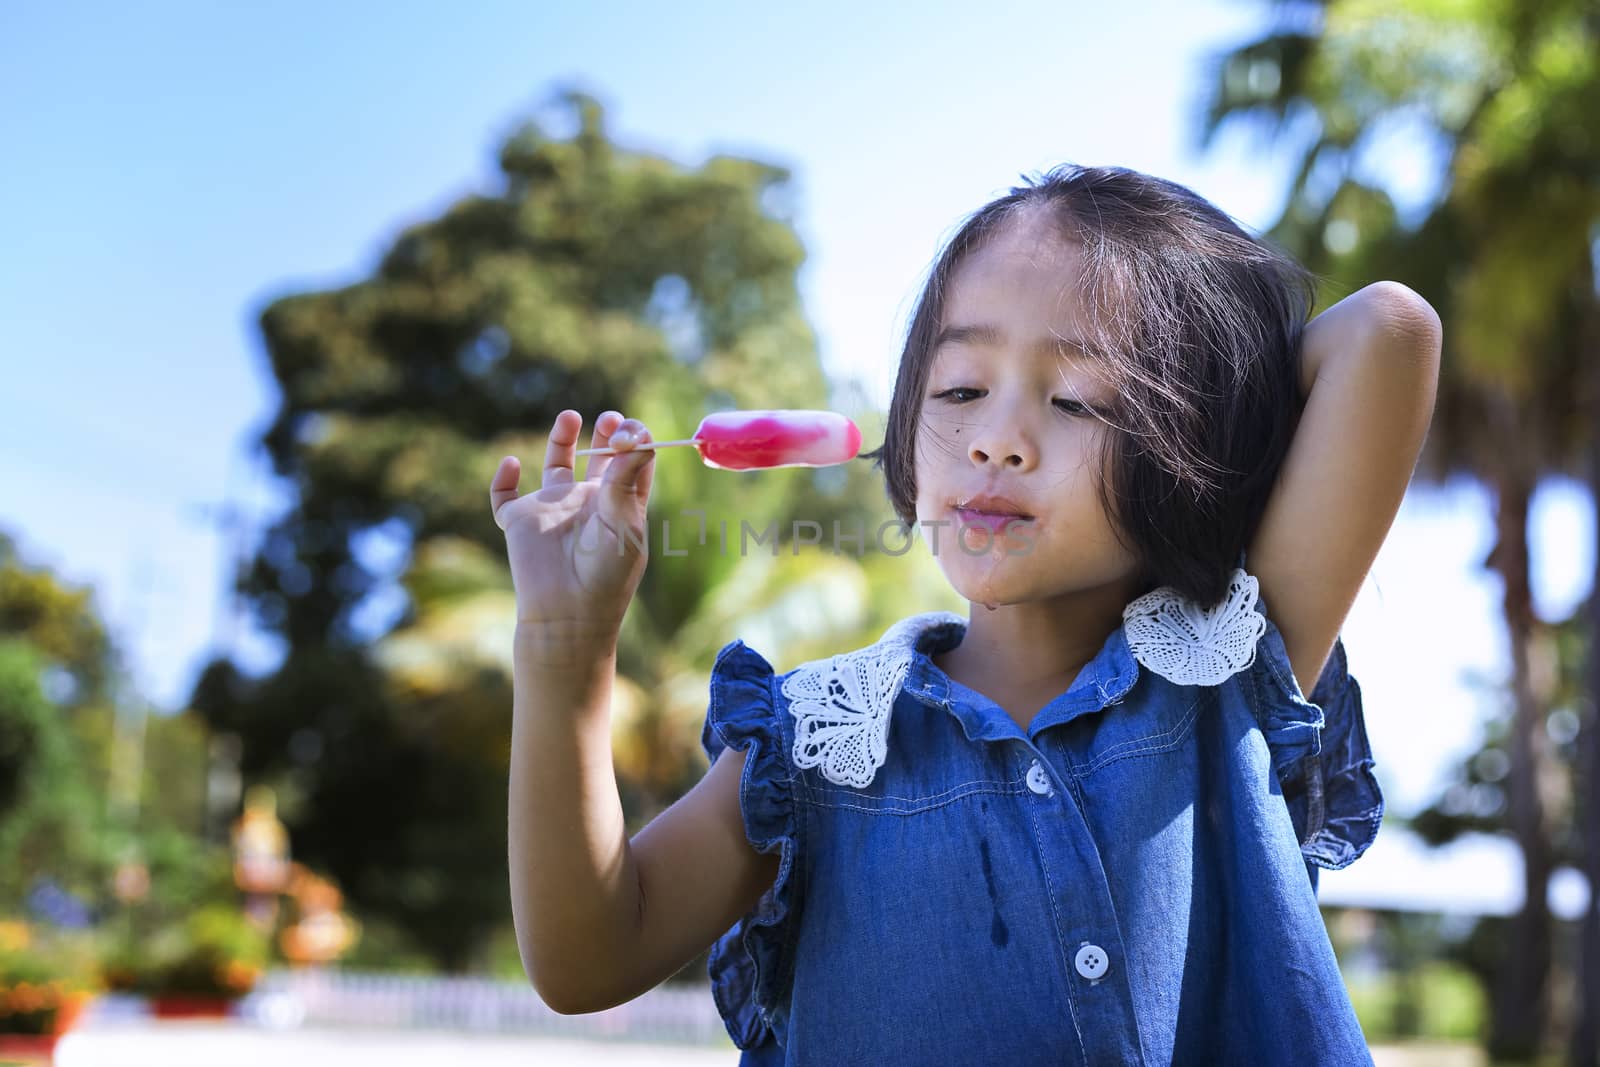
[1, 2, 1594, 909]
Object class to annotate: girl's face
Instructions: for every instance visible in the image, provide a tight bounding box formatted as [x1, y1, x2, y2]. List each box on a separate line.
[912, 219, 1141, 608]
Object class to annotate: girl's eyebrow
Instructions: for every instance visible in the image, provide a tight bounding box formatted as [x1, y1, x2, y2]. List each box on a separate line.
[933, 323, 1104, 361]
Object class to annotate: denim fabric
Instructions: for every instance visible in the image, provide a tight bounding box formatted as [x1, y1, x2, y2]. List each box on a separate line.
[699, 579, 1384, 1066]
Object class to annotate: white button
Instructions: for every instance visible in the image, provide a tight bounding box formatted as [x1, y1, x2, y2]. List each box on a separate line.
[1075, 943, 1110, 980]
[1025, 760, 1053, 795]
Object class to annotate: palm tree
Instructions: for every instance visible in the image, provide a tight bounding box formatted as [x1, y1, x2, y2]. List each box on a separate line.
[1196, 1, 1599, 1058]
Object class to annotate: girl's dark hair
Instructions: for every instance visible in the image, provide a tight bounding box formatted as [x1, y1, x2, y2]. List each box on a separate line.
[861, 163, 1317, 610]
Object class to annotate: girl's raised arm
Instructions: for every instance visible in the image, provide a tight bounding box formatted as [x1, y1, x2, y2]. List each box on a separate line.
[1245, 281, 1443, 697]
[498, 411, 781, 1015]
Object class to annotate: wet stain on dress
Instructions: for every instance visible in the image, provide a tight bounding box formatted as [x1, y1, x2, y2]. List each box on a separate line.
[979, 835, 1009, 948]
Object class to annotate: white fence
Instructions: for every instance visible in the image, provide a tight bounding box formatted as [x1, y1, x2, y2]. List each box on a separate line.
[233, 968, 732, 1046]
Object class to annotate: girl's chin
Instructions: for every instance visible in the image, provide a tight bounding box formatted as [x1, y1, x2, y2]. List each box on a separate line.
[937, 563, 1030, 605]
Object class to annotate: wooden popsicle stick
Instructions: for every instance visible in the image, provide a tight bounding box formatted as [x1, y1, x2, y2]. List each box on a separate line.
[574, 437, 699, 457]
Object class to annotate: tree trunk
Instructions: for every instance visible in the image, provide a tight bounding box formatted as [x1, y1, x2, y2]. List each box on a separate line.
[1574, 445, 1600, 1067]
[1570, 296, 1600, 1067]
[1484, 407, 1555, 1060]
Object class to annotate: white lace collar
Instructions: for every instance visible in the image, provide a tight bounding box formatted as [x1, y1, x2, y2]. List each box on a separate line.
[781, 612, 964, 788]
[781, 567, 1268, 787]
[1120, 567, 1269, 686]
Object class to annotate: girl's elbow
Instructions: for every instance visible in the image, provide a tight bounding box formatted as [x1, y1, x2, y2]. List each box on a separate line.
[528, 958, 598, 1015]
[1367, 282, 1443, 368]
[513, 913, 585, 1013]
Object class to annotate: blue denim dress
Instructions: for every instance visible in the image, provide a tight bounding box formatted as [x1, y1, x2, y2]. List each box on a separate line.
[700, 565, 1384, 1065]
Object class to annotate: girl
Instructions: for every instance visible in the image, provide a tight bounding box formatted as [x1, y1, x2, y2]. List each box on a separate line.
[492, 164, 1442, 1065]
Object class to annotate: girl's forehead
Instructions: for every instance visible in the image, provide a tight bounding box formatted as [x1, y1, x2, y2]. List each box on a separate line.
[939, 282, 1098, 367]
[946, 233, 1088, 323]
[965, 217, 1082, 274]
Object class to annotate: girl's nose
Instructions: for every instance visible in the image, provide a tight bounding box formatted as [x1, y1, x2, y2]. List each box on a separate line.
[966, 408, 1037, 470]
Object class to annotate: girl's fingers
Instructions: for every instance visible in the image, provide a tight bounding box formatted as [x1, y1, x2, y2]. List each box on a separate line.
[489, 456, 521, 529]
[599, 422, 654, 530]
[583, 411, 626, 483]
[541, 410, 582, 490]
[631, 424, 655, 505]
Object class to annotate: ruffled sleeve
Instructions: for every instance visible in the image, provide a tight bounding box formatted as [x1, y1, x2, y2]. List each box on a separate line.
[699, 639, 802, 1055]
[1246, 590, 1385, 876]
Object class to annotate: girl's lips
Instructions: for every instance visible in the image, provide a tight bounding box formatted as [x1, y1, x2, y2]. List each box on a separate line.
[954, 507, 1035, 535]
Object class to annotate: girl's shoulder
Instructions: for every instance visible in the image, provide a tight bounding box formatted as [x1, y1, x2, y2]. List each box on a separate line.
[703, 613, 966, 790]
[1127, 566, 1382, 873]
[1122, 567, 1273, 687]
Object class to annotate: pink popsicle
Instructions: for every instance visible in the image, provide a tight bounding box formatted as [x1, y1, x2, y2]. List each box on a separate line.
[693, 409, 861, 470]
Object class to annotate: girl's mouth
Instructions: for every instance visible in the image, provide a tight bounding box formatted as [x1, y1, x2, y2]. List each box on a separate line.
[953, 507, 1035, 535]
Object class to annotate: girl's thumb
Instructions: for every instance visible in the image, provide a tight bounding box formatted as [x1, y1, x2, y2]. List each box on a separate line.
[599, 435, 655, 527]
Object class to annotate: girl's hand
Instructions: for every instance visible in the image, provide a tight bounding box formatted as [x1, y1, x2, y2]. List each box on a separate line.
[490, 410, 655, 643]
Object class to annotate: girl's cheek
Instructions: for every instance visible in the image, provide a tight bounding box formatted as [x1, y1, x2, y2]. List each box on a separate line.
[918, 411, 964, 448]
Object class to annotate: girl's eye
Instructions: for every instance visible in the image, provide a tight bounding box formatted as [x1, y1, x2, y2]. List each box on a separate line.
[930, 387, 1097, 417]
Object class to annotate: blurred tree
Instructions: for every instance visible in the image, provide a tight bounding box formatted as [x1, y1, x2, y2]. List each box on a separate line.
[1197, 0, 1598, 1058]
[0, 639, 103, 909]
[1411, 596, 1588, 1050]
[0, 532, 115, 707]
[0, 532, 120, 914]
[0, 529, 223, 929]
[188, 87, 901, 972]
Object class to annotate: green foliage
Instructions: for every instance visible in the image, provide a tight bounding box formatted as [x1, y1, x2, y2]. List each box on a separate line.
[1347, 961, 1487, 1043]
[90, 830, 276, 997]
[99, 903, 272, 998]
[0, 642, 47, 823]
[0, 527, 275, 1011]
[135, 710, 210, 840]
[0, 531, 115, 705]
[124, 825, 236, 922]
[0, 640, 106, 912]
[0, 531, 195, 942]
[1200, 0, 1598, 483]
[0, 529, 121, 847]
